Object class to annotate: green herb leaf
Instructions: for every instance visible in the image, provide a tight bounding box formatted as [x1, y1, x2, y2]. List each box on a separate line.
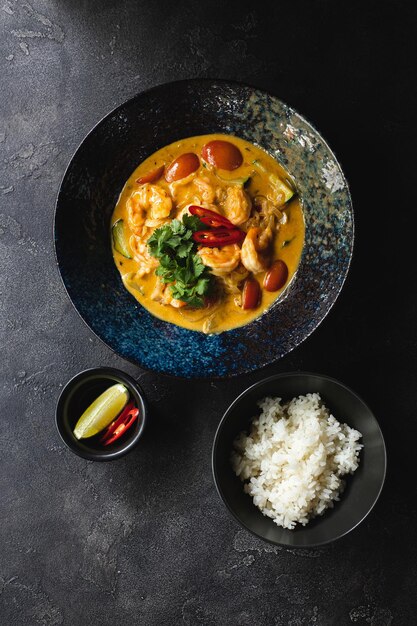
[147, 216, 213, 307]
[196, 277, 211, 295]
[182, 214, 205, 232]
[192, 255, 206, 278]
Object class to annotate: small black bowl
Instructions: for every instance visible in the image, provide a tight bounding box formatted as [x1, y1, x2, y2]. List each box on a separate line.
[212, 372, 386, 547]
[56, 367, 147, 461]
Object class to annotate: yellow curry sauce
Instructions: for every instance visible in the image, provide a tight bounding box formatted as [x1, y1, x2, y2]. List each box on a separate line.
[111, 134, 305, 334]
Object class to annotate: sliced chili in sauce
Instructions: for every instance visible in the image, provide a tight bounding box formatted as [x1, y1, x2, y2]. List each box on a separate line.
[193, 228, 245, 247]
[189, 205, 236, 230]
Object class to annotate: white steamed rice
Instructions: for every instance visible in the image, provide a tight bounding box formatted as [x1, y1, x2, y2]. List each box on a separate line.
[231, 393, 363, 529]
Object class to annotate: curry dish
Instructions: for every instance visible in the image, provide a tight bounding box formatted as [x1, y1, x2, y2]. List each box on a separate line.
[111, 134, 304, 334]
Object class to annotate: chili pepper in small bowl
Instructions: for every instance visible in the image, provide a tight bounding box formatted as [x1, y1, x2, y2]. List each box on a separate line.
[56, 367, 148, 461]
[100, 402, 140, 446]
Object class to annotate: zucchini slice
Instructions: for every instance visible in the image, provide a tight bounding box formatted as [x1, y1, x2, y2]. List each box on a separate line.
[269, 174, 295, 205]
[252, 159, 267, 173]
[215, 172, 251, 186]
[253, 160, 296, 205]
[112, 219, 132, 259]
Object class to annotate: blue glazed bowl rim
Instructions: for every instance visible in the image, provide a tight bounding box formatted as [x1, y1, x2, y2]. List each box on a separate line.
[54, 79, 354, 378]
[212, 371, 386, 548]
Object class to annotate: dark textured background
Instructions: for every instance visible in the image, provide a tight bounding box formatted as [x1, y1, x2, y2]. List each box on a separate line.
[1, 1, 416, 624]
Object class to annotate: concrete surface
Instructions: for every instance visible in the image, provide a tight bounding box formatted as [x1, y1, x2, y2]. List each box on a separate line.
[1, 1, 416, 624]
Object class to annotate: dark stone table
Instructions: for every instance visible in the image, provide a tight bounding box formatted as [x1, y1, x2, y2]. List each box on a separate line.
[1, 1, 416, 624]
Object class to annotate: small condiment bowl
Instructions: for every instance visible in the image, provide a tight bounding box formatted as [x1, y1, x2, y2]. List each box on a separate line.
[56, 367, 148, 461]
[212, 372, 386, 548]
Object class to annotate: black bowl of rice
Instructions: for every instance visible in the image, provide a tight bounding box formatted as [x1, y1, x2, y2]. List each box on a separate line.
[212, 372, 386, 547]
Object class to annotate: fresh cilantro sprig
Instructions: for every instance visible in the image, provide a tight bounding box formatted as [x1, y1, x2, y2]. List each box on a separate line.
[147, 215, 213, 308]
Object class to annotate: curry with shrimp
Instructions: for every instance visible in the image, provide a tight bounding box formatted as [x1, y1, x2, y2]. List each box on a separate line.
[111, 134, 304, 334]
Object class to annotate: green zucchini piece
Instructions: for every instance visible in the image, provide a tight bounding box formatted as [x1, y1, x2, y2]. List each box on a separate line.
[253, 160, 295, 204]
[215, 172, 251, 186]
[112, 219, 132, 259]
[269, 174, 295, 205]
[252, 159, 267, 173]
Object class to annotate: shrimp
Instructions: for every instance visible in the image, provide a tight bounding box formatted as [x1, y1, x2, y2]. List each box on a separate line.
[193, 176, 217, 205]
[129, 235, 159, 277]
[221, 264, 249, 294]
[151, 278, 186, 308]
[126, 184, 172, 234]
[222, 186, 252, 226]
[175, 205, 193, 221]
[126, 196, 147, 235]
[144, 217, 170, 230]
[170, 175, 218, 209]
[241, 224, 274, 274]
[256, 196, 287, 226]
[198, 244, 241, 276]
[168, 172, 197, 204]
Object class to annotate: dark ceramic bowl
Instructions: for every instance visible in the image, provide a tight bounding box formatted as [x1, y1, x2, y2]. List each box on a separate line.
[212, 372, 386, 547]
[55, 79, 353, 378]
[56, 367, 147, 461]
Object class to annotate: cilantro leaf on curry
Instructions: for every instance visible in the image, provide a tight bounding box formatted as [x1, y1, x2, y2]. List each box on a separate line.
[147, 216, 213, 308]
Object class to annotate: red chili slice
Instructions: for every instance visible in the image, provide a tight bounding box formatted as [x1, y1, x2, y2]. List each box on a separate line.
[99, 401, 139, 445]
[101, 408, 139, 446]
[193, 228, 245, 247]
[189, 205, 236, 230]
[100, 401, 135, 441]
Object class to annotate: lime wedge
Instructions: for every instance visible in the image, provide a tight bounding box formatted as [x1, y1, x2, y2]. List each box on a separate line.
[73, 383, 130, 439]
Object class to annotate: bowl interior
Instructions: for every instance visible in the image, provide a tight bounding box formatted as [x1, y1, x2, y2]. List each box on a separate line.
[55, 80, 353, 378]
[213, 373, 386, 547]
[56, 369, 146, 460]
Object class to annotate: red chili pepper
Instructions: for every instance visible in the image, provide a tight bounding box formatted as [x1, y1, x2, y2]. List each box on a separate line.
[100, 401, 135, 440]
[189, 205, 237, 230]
[101, 408, 139, 446]
[193, 228, 245, 247]
[99, 401, 139, 446]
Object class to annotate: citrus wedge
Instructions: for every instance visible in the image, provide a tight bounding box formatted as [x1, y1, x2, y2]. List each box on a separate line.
[73, 383, 130, 439]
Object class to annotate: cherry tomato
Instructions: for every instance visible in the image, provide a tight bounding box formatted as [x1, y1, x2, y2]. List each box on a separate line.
[136, 165, 165, 185]
[201, 140, 243, 171]
[263, 260, 289, 291]
[242, 277, 261, 310]
[165, 153, 200, 182]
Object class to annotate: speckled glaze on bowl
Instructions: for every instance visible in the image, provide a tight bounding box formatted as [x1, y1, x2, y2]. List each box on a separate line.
[55, 80, 353, 378]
